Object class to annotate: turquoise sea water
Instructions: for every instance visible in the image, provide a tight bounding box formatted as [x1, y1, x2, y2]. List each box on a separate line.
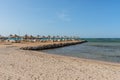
[42, 38, 120, 63]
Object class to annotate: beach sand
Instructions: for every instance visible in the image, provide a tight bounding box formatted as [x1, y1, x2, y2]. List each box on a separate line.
[0, 43, 120, 80]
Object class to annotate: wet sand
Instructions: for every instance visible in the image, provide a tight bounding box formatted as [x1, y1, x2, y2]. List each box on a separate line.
[0, 43, 120, 80]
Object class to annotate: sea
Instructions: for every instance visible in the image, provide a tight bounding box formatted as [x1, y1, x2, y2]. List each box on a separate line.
[42, 38, 120, 63]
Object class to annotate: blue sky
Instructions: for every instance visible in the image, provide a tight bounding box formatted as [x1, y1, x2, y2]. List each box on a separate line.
[0, 0, 120, 38]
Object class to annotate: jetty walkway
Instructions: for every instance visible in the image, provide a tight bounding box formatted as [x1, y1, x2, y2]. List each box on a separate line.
[20, 40, 87, 50]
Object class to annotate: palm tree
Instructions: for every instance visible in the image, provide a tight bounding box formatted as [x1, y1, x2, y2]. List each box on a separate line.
[9, 34, 13, 38]
[47, 35, 51, 38]
[0, 35, 2, 42]
[23, 34, 29, 42]
[42, 35, 46, 39]
[29, 35, 34, 39]
[37, 35, 40, 39]
[24, 34, 28, 39]
[0, 35, 2, 39]
[56, 35, 60, 39]
[14, 34, 19, 38]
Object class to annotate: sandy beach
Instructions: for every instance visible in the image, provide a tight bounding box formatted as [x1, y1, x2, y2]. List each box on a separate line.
[1, 0, 120, 79]
[0, 43, 120, 80]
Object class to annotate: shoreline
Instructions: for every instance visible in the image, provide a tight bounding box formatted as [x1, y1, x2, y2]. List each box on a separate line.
[40, 50, 120, 66]
[42, 50, 120, 65]
[0, 43, 120, 80]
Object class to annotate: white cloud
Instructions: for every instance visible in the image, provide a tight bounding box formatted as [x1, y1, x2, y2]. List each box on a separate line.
[57, 10, 71, 22]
